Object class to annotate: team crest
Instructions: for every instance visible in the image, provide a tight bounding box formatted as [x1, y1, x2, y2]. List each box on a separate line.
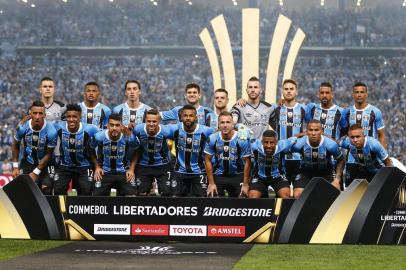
[357, 153, 364, 159]
[130, 115, 136, 121]
[32, 135, 38, 141]
[186, 137, 193, 144]
[87, 112, 93, 119]
[287, 112, 293, 118]
[321, 113, 327, 119]
[356, 114, 362, 121]
[69, 138, 76, 144]
[111, 145, 117, 151]
[223, 146, 229, 152]
[312, 152, 318, 158]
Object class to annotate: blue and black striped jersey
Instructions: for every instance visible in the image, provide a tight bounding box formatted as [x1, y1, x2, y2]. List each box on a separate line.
[133, 124, 176, 166]
[173, 124, 214, 174]
[112, 102, 152, 127]
[14, 120, 57, 165]
[79, 102, 111, 129]
[251, 137, 297, 179]
[306, 103, 346, 140]
[204, 132, 251, 176]
[54, 122, 99, 168]
[343, 104, 384, 139]
[341, 136, 388, 173]
[291, 136, 342, 171]
[92, 130, 139, 173]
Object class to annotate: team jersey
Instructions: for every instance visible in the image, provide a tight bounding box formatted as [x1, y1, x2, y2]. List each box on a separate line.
[44, 100, 66, 123]
[343, 104, 384, 138]
[273, 102, 306, 160]
[341, 136, 388, 173]
[161, 105, 214, 126]
[231, 101, 276, 140]
[305, 103, 346, 140]
[251, 137, 297, 179]
[204, 132, 251, 176]
[79, 102, 111, 129]
[54, 122, 99, 168]
[206, 112, 219, 130]
[14, 120, 57, 165]
[92, 130, 140, 173]
[112, 102, 152, 127]
[172, 123, 214, 174]
[291, 135, 342, 171]
[133, 124, 176, 166]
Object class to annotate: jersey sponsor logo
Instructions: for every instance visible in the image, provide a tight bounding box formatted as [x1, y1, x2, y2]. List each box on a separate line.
[94, 224, 130, 235]
[131, 224, 169, 236]
[207, 226, 245, 237]
[169, 225, 207, 236]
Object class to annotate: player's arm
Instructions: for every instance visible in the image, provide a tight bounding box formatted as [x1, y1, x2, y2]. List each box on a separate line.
[89, 148, 103, 182]
[29, 148, 54, 181]
[241, 156, 251, 197]
[377, 129, 386, 149]
[332, 155, 345, 190]
[204, 153, 217, 197]
[127, 136, 141, 182]
[11, 138, 21, 178]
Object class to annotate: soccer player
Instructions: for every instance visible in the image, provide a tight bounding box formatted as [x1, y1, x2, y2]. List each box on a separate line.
[112, 80, 152, 128]
[204, 111, 251, 197]
[92, 114, 139, 196]
[290, 120, 345, 198]
[53, 104, 99, 196]
[132, 109, 175, 196]
[231, 76, 276, 140]
[12, 101, 57, 195]
[39, 77, 66, 123]
[171, 105, 214, 197]
[206, 88, 229, 130]
[79, 81, 111, 129]
[161, 83, 214, 126]
[343, 82, 386, 147]
[341, 124, 392, 186]
[271, 79, 307, 185]
[249, 130, 297, 199]
[305, 82, 346, 140]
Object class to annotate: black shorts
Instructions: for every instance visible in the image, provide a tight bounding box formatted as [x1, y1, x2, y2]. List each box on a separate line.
[20, 159, 55, 189]
[172, 172, 207, 197]
[93, 173, 137, 196]
[54, 166, 93, 196]
[285, 159, 301, 184]
[345, 163, 376, 186]
[293, 169, 335, 189]
[136, 164, 171, 196]
[214, 174, 243, 198]
[250, 175, 290, 196]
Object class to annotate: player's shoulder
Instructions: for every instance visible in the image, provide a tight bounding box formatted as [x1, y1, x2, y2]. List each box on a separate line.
[112, 103, 125, 111]
[143, 103, 152, 110]
[53, 100, 65, 108]
[323, 136, 338, 147]
[259, 100, 274, 108]
[368, 104, 382, 113]
[94, 130, 106, 140]
[84, 123, 99, 134]
[45, 121, 57, 132]
[99, 103, 111, 111]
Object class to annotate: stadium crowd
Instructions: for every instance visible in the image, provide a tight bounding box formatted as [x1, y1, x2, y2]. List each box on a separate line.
[0, 1, 405, 47]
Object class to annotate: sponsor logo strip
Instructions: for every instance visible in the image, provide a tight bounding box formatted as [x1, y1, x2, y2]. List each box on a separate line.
[94, 224, 130, 235]
[169, 225, 207, 236]
[208, 226, 245, 237]
[131, 224, 169, 236]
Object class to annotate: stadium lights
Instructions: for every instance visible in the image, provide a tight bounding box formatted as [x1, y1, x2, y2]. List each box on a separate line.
[357, 0, 362, 7]
[0, 10, 3, 14]
[22, 0, 28, 3]
[232, 0, 238, 6]
[31, 3, 35, 7]
[279, 0, 284, 7]
[320, 0, 325, 6]
[62, 0, 68, 3]
[403, 1, 406, 7]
